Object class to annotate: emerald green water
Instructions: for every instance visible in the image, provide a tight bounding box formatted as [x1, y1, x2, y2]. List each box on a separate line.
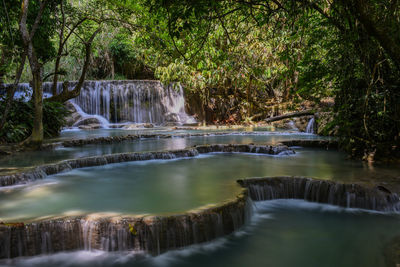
[1, 131, 400, 266]
[1, 148, 399, 221]
[1, 132, 326, 169]
[3, 200, 400, 267]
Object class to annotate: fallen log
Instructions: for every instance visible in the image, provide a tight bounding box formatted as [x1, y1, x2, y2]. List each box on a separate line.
[264, 110, 315, 123]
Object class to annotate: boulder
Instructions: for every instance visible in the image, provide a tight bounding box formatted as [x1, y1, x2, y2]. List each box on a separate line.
[78, 124, 102, 130]
[143, 123, 154, 128]
[74, 118, 102, 127]
[165, 112, 180, 122]
[163, 122, 181, 127]
[65, 112, 82, 127]
[272, 120, 298, 130]
[64, 102, 83, 127]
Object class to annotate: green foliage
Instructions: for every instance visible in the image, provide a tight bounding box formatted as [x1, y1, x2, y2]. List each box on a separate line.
[109, 32, 149, 79]
[1, 0, 399, 158]
[150, 0, 400, 159]
[0, 100, 69, 144]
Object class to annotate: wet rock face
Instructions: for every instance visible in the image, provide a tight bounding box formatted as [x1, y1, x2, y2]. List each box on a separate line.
[238, 176, 400, 211]
[0, 190, 251, 259]
[73, 118, 102, 127]
[0, 145, 294, 187]
[293, 116, 314, 132]
[64, 102, 82, 127]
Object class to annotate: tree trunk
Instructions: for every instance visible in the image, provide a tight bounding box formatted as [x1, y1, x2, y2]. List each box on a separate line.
[47, 28, 100, 103]
[19, 0, 47, 148]
[30, 70, 44, 146]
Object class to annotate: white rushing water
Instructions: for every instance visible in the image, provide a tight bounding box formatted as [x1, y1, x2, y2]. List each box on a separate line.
[53, 81, 196, 125]
[8, 81, 196, 127]
[2, 199, 399, 267]
[305, 117, 315, 134]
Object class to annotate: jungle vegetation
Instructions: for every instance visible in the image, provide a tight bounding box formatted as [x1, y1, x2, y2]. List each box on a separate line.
[0, 0, 399, 160]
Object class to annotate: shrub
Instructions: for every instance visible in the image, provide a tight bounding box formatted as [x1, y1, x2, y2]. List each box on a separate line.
[0, 100, 69, 144]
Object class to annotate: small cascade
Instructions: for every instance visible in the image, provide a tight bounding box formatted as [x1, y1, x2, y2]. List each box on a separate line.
[305, 117, 315, 133]
[238, 176, 400, 212]
[0, 190, 251, 259]
[70, 102, 110, 128]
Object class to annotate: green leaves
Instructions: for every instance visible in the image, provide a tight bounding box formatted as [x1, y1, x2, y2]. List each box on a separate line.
[0, 100, 68, 144]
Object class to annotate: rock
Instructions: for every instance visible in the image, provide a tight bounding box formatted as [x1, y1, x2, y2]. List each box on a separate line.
[63, 102, 83, 127]
[143, 123, 154, 128]
[78, 124, 101, 130]
[122, 124, 140, 130]
[293, 116, 313, 132]
[163, 122, 181, 127]
[64, 102, 77, 113]
[272, 120, 298, 130]
[165, 112, 180, 122]
[65, 112, 82, 127]
[109, 124, 125, 129]
[74, 118, 101, 127]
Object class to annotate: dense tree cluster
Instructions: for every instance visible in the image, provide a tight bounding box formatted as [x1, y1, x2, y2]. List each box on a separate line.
[0, 0, 399, 160]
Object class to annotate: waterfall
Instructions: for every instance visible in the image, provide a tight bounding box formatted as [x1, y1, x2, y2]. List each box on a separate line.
[5, 80, 196, 126]
[305, 117, 315, 133]
[51, 80, 196, 125]
[238, 177, 400, 211]
[0, 189, 251, 259]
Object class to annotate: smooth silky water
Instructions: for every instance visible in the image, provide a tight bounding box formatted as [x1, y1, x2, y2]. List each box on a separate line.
[1, 148, 400, 221]
[1, 131, 326, 169]
[2, 200, 400, 267]
[1, 132, 400, 266]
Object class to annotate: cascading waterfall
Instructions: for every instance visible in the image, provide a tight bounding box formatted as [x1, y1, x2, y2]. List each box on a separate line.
[238, 176, 400, 211]
[305, 117, 315, 133]
[5, 80, 196, 127]
[45, 80, 196, 126]
[0, 190, 251, 259]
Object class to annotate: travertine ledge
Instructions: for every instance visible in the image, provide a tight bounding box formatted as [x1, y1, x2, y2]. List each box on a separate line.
[0, 144, 294, 187]
[238, 176, 400, 211]
[0, 189, 250, 259]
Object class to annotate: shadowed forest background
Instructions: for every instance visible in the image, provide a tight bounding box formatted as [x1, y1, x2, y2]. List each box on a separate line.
[0, 0, 399, 161]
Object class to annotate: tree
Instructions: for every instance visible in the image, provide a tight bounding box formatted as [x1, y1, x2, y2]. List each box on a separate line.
[150, 0, 400, 160]
[17, 0, 106, 148]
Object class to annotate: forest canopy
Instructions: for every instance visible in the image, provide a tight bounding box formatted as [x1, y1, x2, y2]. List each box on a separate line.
[0, 0, 399, 160]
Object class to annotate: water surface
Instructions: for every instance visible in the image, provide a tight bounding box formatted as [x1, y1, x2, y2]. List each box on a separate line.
[0, 132, 325, 169]
[2, 150, 399, 221]
[2, 200, 398, 267]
